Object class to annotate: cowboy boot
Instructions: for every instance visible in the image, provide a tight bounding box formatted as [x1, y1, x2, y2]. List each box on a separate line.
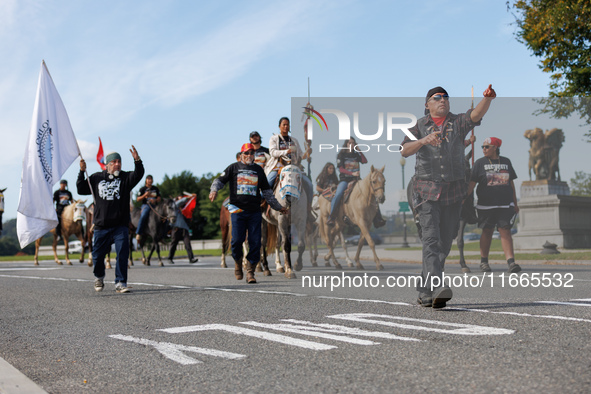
[246, 262, 256, 284]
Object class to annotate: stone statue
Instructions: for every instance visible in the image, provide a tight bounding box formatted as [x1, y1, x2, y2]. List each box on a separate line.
[524, 128, 564, 181]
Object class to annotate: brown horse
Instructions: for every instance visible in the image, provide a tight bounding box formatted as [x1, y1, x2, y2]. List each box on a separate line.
[0, 188, 5, 237]
[85, 203, 113, 269]
[319, 165, 386, 270]
[34, 200, 87, 266]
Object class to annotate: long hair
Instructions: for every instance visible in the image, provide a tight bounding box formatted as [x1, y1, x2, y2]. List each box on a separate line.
[316, 162, 338, 188]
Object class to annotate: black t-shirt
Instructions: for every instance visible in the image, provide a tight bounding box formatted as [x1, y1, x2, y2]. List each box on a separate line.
[470, 156, 517, 208]
[53, 189, 73, 212]
[139, 185, 160, 205]
[217, 162, 271, 212]
[337, 151, 363, 182]
[254, 146, 269, 169]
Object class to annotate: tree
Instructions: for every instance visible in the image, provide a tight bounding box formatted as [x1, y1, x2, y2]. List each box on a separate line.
[509, 0, 591, 140]
[156, 171, 228, 239]
[570, 171, 591, 196]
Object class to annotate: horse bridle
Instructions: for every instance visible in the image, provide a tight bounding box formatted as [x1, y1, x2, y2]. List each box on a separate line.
[148, 200, 175, 222]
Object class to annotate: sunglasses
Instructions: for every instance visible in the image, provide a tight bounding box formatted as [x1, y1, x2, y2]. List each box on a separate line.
[481, 145, 493, 149]
[242, 151, 255, 156]
[430, 94, 449, 102]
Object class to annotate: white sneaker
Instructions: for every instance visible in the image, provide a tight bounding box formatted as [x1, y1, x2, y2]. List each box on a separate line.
[94, 278, 104, 292]
[115, 283, 131, 293]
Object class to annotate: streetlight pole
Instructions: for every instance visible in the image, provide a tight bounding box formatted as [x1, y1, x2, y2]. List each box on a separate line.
[400, 157, 410, 248]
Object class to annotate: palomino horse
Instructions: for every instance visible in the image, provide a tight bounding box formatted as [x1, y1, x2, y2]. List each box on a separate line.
[319, 165, 386, 270]
[34, 200, 87, 266]
[130, 199, 176, 266]
[263, 165, 308, 279]
[0, 188, 5, 237]
[312, 195, 354, 268]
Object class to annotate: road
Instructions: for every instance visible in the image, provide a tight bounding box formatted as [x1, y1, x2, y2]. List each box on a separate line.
[1, 248, 590, 393]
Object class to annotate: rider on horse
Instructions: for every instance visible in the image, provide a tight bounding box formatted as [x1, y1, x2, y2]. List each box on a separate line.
[53, 179, 73, 239]
[135, 175, 161, 243]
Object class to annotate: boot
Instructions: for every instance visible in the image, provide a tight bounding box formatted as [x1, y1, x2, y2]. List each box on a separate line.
[246, 262, 256, 284]
[234, 260, 244, 280]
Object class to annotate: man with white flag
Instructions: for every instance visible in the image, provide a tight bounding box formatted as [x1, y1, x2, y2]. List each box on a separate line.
[17, 61, 81, 248]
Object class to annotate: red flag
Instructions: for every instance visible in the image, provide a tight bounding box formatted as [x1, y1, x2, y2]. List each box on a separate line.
[97, 137, 106, 170]
[181, 196, 196, 219]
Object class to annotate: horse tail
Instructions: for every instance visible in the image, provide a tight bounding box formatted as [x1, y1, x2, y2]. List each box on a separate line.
[266, 222, 278, 252]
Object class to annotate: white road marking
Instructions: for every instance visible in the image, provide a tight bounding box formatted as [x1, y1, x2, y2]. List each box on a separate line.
[328, 313, 515, 336]
[449, 308, 591, 323]
[158, 324, 336, 350]
[536, 301, 591, 307]
[571, 298, 591, 301]
[240, 321, 380, 345]
[109, 334, 246, 365]
[280, 319, 421, 342]
[0, 268, 62, 271]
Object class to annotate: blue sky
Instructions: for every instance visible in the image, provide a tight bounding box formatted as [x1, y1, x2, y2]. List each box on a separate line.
[1, 0, 589, 220]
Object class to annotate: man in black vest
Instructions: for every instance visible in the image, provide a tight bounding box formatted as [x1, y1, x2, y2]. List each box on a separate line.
[402, 85, 496, 308]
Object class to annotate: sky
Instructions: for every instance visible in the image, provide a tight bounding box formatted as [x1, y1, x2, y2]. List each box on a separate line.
[1, 0, 590, 221]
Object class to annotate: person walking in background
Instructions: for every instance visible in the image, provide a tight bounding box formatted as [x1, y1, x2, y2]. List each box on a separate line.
[167, 193, 199, 265]
[467, 137, 521, 274]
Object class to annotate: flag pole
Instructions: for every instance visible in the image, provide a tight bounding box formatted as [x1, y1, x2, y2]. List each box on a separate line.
[470, 86, 475, 167]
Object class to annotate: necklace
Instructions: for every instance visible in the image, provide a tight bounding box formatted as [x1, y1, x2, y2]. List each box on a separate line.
[488, 157, 500, 165]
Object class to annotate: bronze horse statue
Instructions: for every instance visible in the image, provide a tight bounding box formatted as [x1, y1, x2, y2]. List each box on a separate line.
[34, 200, 87, 266]
[524, 128, 564, 181]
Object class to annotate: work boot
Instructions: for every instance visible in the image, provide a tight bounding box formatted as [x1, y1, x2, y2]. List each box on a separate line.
[234, 261, 243, 280]
[246, 263, 256, 284]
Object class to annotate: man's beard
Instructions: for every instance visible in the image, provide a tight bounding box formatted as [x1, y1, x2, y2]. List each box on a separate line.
[241, 156, 254, 165]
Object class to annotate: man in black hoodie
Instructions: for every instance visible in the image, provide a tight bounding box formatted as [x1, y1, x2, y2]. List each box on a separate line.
[77, 146, 144, 293]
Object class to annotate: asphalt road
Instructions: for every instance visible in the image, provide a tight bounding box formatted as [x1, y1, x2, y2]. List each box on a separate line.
[1, 250, 590, 393]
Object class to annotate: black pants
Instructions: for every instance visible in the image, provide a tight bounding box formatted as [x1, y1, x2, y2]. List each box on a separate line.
[168, 227, 194, 260]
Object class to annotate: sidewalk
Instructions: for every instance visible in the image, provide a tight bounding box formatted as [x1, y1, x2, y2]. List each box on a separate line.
[0, 356, 47, 393]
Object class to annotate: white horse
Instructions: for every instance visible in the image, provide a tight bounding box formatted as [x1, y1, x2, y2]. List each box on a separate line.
[263, 165, 307, 279]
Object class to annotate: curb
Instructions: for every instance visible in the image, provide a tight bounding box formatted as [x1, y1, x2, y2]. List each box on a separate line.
[0, 356, 47, 393]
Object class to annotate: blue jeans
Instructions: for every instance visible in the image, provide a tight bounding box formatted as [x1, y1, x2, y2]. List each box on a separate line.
[136, 204, 151, 235]
[416, 200, 462, 295]
[231, 210, 262, 268]
[330, 181, 348, 218]
[93, 225, 130, 285]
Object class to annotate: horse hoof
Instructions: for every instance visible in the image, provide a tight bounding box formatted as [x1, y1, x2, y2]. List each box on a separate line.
[375, 264, 383, 271]
[255, 265, 263, 272]
[311, 262, 318, 267]
[87, 262, 92, 267]
[221, 262, 227, 268]
[106, 263, 112, 269]
[79, 258, 84, 264]
[34, 262, 39, 266]
[129, 261, 134, 266]
[461, 267, 471, 273]
[159, 262, 164, 267]
[347, 262, 354, 268]
[276, 266, 285, 273]
[334, 263, 343, 270]
[294, 261, 303, 271]
[56, 261, 63, 265]
[325, 262, 331, 267]
[67, 261, 72, 265]
[284, 270, 297, 279]
[357, 263, 366, 270]
[264, 269, 272, 276]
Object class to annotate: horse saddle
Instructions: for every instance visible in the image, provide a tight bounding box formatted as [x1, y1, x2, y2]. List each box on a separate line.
[343, 180, 358, 204]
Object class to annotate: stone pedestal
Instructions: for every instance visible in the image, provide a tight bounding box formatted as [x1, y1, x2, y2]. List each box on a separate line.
[514, 181, 591, 249]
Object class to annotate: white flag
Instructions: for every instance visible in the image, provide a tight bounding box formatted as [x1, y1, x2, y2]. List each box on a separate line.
[17, 61, 80, 248]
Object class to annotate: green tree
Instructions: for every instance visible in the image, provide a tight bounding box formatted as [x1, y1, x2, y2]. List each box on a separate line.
[509, 0, 591, 140]
[570, 171, 591, 196]
[0, 218, 37, 255]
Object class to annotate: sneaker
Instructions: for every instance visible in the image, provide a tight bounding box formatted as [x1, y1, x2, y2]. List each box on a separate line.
[115, 283, 131, 293]
[94, 278, 104, 292]
[417, 293, 433, 307]
[167, 258, 175, 264]
[189, 257, 199, 264]
[480, 262, 492, 272]
[508, 262, 522, 274]
[432, 286, 453, 309]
